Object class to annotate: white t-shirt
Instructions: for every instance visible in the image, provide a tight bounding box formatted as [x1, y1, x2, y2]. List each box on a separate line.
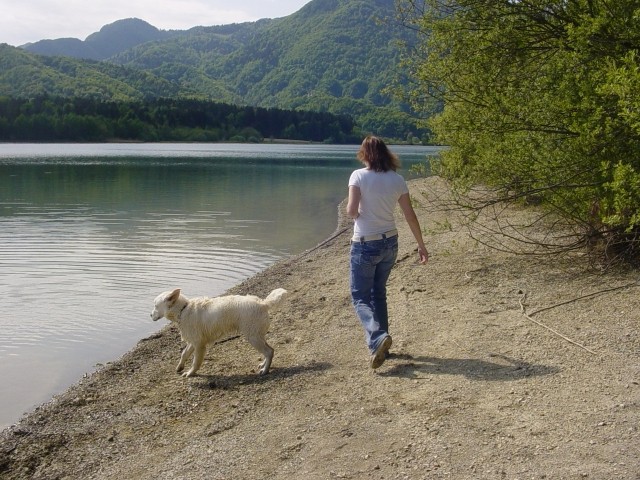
[348, 168, 409, 238]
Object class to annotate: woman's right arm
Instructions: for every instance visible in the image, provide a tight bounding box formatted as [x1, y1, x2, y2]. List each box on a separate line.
[347, 185, 361, 219]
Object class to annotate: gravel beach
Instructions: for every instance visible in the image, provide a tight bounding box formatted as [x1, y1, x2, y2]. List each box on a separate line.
[1, 176, 638, 480]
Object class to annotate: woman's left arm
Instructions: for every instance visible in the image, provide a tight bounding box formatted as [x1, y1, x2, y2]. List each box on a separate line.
[398, 193, 429, 264]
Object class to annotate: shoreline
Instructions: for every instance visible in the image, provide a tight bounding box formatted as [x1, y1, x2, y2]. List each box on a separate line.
[0, 194, 352, 433]
[1, 176, 638, 479]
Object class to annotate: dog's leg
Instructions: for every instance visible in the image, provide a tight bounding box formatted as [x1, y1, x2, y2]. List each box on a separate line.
[247, 335, 274, 375]
[177, 344, 194, 373]
[184, 344, 206, 377]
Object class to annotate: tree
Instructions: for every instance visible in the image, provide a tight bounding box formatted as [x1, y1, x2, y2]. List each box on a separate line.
[399, 0, 640, 265]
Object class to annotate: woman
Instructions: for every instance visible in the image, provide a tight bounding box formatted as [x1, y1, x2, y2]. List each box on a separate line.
[346, 136, 429, 369]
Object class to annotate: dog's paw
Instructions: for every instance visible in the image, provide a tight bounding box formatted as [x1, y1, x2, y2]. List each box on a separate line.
[182, 370, 196, 378]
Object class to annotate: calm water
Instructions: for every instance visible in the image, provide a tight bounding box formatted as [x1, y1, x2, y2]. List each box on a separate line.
[0, 142, 437, 428]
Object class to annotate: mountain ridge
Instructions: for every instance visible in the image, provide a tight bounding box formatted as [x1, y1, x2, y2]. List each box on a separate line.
[23, 18, 175, 60]
[4, 0, 428, 140]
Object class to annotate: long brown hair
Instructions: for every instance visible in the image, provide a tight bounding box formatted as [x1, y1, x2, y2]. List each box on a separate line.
[356, 135, 400, 172]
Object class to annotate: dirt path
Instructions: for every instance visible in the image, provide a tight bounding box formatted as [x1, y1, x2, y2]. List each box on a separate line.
[1, 177, 638, 480]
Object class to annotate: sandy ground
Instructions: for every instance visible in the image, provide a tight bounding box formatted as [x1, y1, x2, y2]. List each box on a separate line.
[1, 176, 638, 480]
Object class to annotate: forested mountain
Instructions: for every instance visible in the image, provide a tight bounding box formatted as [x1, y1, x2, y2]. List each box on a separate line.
[23, 19, 175, 60]
[0, 44, 182, 99]
[1, 0, 427, 140]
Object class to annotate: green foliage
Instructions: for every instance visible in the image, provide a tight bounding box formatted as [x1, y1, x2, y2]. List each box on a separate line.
[0, 44, 180, 100]
[3, 0, 430, 142]
[400, 0, 640, 262]
[602, 162, 640, 231]
[408, 154, 439, 178]
[0, 96, 359, 143]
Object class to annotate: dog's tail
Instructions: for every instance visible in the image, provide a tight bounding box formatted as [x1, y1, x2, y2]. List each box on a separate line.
[262, 288, 288, 310]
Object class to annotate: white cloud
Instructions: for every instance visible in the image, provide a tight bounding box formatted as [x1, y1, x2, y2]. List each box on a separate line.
[0, 0, 311, 46]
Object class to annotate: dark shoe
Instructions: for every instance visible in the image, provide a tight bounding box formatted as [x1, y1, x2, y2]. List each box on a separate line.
[370, 336, 392, 369]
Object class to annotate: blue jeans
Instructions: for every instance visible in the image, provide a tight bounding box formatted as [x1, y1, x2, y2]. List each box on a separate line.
[350, 235, 398, 353]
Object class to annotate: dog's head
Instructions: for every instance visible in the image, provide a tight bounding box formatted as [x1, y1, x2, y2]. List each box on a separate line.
[150, 288, 182, 321]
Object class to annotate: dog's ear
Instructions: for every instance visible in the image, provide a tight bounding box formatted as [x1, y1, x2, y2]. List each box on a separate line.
[167, 288, 181, 305]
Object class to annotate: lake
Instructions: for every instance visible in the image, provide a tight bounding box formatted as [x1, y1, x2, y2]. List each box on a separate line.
[0, 142, 438, 429]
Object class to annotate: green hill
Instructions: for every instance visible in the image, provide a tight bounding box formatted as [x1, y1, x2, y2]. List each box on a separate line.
[23, 18, 175, 60]
[2, 0, 427, 140]
[0, 44, 182, 100]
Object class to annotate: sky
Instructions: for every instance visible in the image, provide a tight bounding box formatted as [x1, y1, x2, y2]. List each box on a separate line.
[0, 0, 312, 47]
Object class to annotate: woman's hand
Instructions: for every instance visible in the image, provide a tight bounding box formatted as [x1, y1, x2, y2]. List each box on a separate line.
[417, 245, 429, 264]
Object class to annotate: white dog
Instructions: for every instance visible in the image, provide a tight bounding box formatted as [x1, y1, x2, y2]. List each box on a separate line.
[151, 288, 288, 377]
